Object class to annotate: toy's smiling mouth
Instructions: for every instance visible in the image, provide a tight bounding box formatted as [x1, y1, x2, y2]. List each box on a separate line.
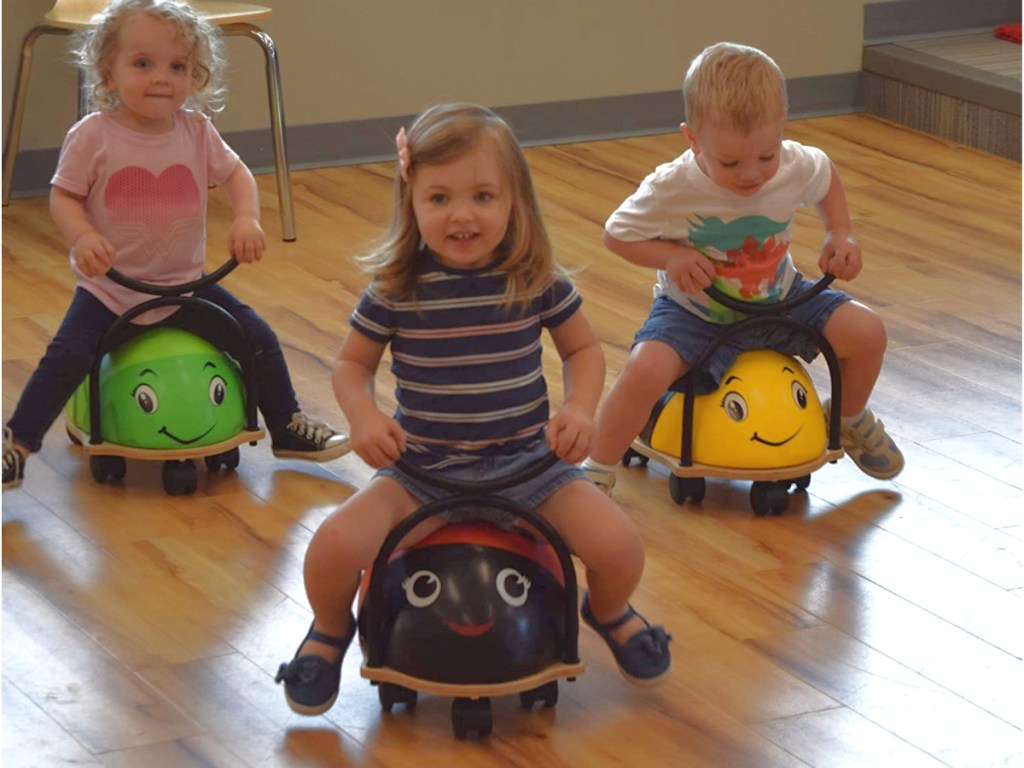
[158, 424, 215, 445]
[750, 427, 800, 447]
[444, 620, 494, 637]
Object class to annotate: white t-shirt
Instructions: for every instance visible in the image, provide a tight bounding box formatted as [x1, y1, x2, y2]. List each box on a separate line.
[605, 140, 832, 323]
[51, 110, 239, 322]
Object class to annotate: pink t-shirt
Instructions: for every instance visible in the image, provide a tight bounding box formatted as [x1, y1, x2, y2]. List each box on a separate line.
[51, 110, 239, 322]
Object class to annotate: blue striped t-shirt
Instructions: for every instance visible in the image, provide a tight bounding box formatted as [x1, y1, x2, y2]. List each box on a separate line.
[349, 251, 582, 469]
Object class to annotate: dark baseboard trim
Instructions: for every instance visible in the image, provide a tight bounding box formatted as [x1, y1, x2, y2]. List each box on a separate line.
[5, 71, 862, 199]
[864, 0, 1022, 44]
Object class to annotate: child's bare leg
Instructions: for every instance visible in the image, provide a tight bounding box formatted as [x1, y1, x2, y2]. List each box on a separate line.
[298, 476, 427, 660]
[821, 300, 903, 479]
[589, 340, 689, 466]
[539, 480, 647, 642]
[822, 300, 887, 416]
[540, 478, 671, 682]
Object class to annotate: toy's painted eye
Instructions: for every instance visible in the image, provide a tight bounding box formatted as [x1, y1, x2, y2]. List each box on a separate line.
[133, 384, 158, 414]
[403, 570, 441, 608]
[209, 375, 226, 405]
[722, 391, 748, 422]
[791, 381, 808, 409]
[496, 568, 531, 607]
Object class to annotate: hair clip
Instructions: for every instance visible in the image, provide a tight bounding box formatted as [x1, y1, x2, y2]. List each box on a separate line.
[395, 127, 410, 182]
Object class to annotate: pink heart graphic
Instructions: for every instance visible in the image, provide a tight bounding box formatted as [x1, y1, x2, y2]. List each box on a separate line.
[104, 164, 201, 232]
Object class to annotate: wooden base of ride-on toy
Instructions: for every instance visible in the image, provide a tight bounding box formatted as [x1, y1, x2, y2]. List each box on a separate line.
[624, 437, 843, 516]
[67, 422, 265, 496]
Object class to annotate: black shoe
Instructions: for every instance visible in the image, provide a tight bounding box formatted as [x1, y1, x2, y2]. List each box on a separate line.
[271, 412, 351, 462]
[275, 615, 356, 715]
[3, 428, 25, 490]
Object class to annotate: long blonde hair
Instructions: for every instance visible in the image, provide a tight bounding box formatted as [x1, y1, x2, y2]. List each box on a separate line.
[683, 42, 787, 133]
[359, 103, 563, 308]
[72, 0, 228, 114]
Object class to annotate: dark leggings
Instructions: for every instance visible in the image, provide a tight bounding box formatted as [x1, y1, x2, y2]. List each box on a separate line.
[6, 285, 298, 453]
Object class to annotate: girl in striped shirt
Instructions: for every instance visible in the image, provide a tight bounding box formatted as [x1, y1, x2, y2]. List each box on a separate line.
[276, 103, 672, 716]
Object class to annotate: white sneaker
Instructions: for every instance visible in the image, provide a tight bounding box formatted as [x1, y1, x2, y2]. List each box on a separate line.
[824, 400, 904, 480]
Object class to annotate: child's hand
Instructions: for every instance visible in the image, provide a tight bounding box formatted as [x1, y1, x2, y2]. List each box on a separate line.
[819, 231, 862, 281]
[350, 409, 407, 468]
[666, 247, 716, 294]
[546, 403, 594, 465]
[73, 231, 115, 277]
[228, 216, 267, 264]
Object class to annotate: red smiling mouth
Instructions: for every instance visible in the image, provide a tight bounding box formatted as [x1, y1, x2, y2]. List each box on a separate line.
[444, 620, 494, 637]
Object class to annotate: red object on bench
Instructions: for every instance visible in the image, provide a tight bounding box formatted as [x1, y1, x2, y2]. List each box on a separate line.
[994, 22, 1022, 44]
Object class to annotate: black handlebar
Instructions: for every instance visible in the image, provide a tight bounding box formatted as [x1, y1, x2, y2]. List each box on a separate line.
[704, 273, 835, 315]
[104, 256, 239, 297]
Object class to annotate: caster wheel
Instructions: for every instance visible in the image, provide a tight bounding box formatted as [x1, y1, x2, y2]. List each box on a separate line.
[378, 682, 417, 713]
[451, 697, 492, 740]
[669, 475, 705, 504]
[791, 474, 811, 492]
[520, 680, 558, 709]
[90, 455, 126, 484]
[750, 481, 789, 516]
[621, 448, 650, 468]
[204, 447, 240, 473]
[162, 460, 197, 496]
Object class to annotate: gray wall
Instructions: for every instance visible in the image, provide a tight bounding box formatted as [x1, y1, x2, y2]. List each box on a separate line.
[2, 0, 919, 192]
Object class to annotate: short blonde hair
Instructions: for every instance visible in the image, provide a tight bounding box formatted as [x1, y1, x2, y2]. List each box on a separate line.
[72, 0, 227, 114]
[360, 103, 564, 309]
[683, 42, 787, 133]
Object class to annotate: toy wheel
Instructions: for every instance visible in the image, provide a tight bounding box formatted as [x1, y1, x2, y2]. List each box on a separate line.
[378, 682, 418, 713]
[451, 697, 492, 740]
[750, 481, 789, 517]
[204, 447, 240, 473]
[520, 680, 558, 709]
[669, 475, 705, 504]
[90, 455, 126, 484]
[66, 426, 83, 446]
[162, 460, 197, 496]
[791, 474, 811, 492]
[621, 448, 649, 467]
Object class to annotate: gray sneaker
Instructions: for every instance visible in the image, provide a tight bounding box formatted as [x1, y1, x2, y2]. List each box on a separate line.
[824, 399, 904, 480]
[271, 413, 351, 462]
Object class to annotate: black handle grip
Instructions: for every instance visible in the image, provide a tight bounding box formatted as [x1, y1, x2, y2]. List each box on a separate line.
[104, 256, 239, 297]
[704, 273, 835, 315]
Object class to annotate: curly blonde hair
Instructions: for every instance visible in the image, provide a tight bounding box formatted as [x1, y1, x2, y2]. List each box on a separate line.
[683, 42, 788, 133]
[358, 103, 566, 310]
[71, 0, 227, 114]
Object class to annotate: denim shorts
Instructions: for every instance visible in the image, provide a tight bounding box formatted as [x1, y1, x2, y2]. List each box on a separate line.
[375, 439, 585, 525]
[634, 278, 850, 393]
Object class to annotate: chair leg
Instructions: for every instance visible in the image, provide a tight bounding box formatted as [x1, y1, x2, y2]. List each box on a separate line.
[222, 23, 296, 242]
[3, 25, 71, 207]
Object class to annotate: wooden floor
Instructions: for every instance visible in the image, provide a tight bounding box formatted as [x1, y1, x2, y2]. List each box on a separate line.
[2, 114, 1022, 767]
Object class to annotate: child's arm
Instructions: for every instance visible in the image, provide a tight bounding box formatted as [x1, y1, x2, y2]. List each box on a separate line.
[815, 161, 862, 281]
[49, 186, 115, 277]
[332, 329, 407, 468]
[221, 162, 268, 264]
[546, 309, 606, 464]
[603, 230, 716, 294]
